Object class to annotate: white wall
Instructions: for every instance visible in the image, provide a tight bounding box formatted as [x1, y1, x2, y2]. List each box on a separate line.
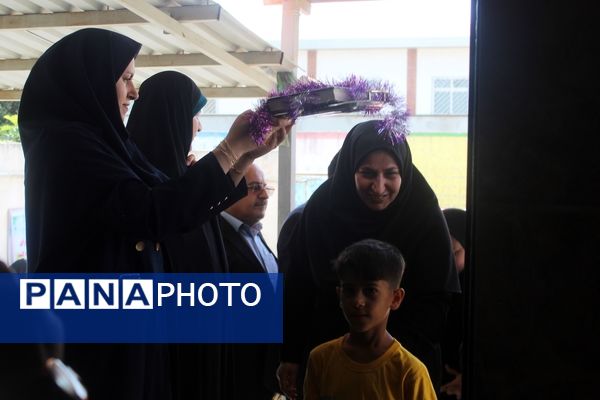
[312, 49, 408, 94]
[416, 47, 470, 114]
[212, 48, 469, 119]
[297, 50, 308, 76]
[298, 47, 470, 117]
[215, 98, 260, 114]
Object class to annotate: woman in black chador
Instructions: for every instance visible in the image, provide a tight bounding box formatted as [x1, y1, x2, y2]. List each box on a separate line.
[127, 70, 241, 399]
[18, 28, 289, 400]
[127, 70, 239, 275]
[278, 120, 460, 398]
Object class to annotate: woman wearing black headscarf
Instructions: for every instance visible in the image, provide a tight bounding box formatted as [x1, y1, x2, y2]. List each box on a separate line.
[278, 120, 460, 398]
[127, 70, 239, 274]
[127, 70, 242, 399]
[18, 28, 289, 400]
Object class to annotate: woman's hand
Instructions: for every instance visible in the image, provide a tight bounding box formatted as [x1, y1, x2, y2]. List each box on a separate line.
[223, 110, 255, 157]
[185, 153, 196, 167]
[225, 110, 293, 160]
[276, 362, 299, 400]
[212, 110, 292, 179]
[244, 117, 292, 160]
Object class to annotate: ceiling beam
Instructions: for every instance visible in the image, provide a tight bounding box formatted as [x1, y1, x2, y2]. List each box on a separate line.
[0, 4, 221, 30]
[199, 87, 267, 98]
[114, 0, 275, 91]
[0, 90, 22, 101]
[0, 51, 284, 71]
[0, 59, 33, 71]
[136, 51, 284, 68]
[0, 87, 266, 101]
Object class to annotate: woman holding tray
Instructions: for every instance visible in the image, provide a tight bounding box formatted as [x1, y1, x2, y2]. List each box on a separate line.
[18, 28, 290, 399]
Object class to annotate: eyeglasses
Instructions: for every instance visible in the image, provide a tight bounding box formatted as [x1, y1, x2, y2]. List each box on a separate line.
[247, 183, 275, 195]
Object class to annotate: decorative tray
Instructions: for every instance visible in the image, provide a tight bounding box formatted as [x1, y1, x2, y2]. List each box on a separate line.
[266, 87, 386, 117]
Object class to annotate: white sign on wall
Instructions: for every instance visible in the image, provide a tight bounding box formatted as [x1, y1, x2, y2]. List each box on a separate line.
[8, 208, 26, 265]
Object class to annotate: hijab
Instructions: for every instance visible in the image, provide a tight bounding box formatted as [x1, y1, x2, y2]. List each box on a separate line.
[127, 71, 206, 179]
[297, 119, 459, 305]
[327, 120, 415, 236]
[19, 28, 164, 186]
[18, 28, 169, 272]
[127, 71, 228, 275]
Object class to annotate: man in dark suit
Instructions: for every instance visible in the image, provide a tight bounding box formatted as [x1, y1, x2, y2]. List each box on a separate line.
[220, 163, 278, 275]
[219, 163, 280, 399]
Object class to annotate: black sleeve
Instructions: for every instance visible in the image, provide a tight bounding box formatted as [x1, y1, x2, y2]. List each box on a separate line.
[276, 210, 302, 274]
[46, 128, 244, 241]
[280, 220, 315, 363]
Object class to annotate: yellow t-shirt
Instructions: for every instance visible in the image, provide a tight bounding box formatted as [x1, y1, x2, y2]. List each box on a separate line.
[304, 336, 437, 400]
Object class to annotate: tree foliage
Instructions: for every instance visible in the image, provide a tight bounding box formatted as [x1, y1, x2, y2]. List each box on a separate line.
[0, 114, 20, 142]
[0, 102, 20, 142]
[0, 101, 19, 116]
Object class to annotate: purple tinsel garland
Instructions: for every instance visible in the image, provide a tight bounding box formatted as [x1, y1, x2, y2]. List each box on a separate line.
[249, 75, 410, 145]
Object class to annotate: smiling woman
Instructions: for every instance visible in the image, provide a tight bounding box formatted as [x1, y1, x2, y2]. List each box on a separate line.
[353, 150, 402, 211]
[278, 120, 460, 398]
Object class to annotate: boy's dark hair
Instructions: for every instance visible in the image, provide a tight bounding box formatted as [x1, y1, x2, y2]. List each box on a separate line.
[333, 239, 405, 288]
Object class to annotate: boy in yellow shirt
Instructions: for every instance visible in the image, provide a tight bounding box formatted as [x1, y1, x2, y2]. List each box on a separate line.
[303, 239, 437, 400]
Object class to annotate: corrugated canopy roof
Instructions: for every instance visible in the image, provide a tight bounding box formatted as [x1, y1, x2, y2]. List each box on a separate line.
[0, 0, 295, 100]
